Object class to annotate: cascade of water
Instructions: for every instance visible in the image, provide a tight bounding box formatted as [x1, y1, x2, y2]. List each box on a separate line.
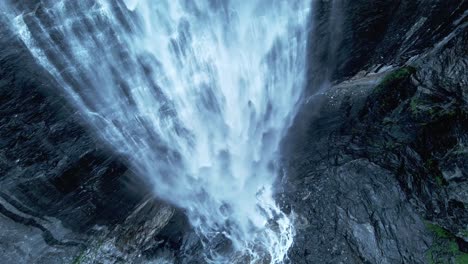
[3, 0, 311, 262]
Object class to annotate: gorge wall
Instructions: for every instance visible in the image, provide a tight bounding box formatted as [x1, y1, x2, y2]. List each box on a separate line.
[0, 0, 467, 263]
[285, 1, 467, 263]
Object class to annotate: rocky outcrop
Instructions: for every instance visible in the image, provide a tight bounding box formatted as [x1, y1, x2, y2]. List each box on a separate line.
[0, 22, 181, 264]
[284, 2, 467, 262]
[306, 0, 467, 89]
[1, 0, 467, 264]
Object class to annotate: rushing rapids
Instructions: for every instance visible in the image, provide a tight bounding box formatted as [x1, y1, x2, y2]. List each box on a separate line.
[3, 0, 311, 262]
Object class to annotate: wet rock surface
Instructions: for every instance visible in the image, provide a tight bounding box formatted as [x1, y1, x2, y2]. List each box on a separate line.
[283, 2, 467, 262]
[0, 0, 467, 263]
[0, 23, 180, 264]
[284, 158, 431, 263]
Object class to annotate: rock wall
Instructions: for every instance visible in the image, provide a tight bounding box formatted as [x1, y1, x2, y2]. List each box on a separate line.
[0, 0, 467, 263]
[285, 1, 467, 263]
[0, 21, 180, 264]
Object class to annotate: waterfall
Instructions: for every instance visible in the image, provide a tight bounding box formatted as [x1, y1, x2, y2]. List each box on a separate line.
[3, 0, 311, 262]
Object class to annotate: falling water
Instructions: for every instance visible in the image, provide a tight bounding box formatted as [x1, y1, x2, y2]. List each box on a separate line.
[3, 0, 310, 262]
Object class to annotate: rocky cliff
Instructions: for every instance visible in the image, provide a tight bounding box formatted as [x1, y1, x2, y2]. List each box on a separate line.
[0, 0, 467, 264]
[284, 1, 467, 263]
[0, 19, 183, 263]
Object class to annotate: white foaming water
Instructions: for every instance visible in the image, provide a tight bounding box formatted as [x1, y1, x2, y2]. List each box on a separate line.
[4, 0, 310, 262]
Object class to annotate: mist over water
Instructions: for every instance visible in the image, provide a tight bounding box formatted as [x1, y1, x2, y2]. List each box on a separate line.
[4, 0, 310, 262]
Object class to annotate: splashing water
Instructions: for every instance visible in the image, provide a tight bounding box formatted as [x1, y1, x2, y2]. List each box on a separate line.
[3, 0, 310, 262]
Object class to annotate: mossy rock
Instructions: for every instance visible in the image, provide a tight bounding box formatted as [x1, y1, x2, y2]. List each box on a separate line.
[373, 66, 417, 95]
[426, 223, 455, 239]
[409, 97, 460, 122]
[425, 222, 468, 264]
[363, 66, 417, 119]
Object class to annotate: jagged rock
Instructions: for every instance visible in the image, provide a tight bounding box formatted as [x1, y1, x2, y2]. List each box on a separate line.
[0, 18, 178, 264]
[1, 0, 467, 263]
[284, 4, 467, 261]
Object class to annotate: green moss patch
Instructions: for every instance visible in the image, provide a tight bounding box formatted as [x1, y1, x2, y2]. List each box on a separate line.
[363, 66, 417, 118]
[373, 66, 417, 94]
[425, 222, 468, 264]
[426, 222, 455, 239]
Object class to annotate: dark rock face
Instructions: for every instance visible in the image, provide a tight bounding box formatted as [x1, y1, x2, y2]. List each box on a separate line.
[0, 24, 179, 263]
[284, 1, 467, 262]
[0, 0, 467, 264]
[0, 25, 134, 228]
[285, 158, 430, 263]
[306, 0, 468, 88]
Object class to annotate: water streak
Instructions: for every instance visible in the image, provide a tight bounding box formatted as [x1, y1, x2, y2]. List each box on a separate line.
[3, 0, 310, 262]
